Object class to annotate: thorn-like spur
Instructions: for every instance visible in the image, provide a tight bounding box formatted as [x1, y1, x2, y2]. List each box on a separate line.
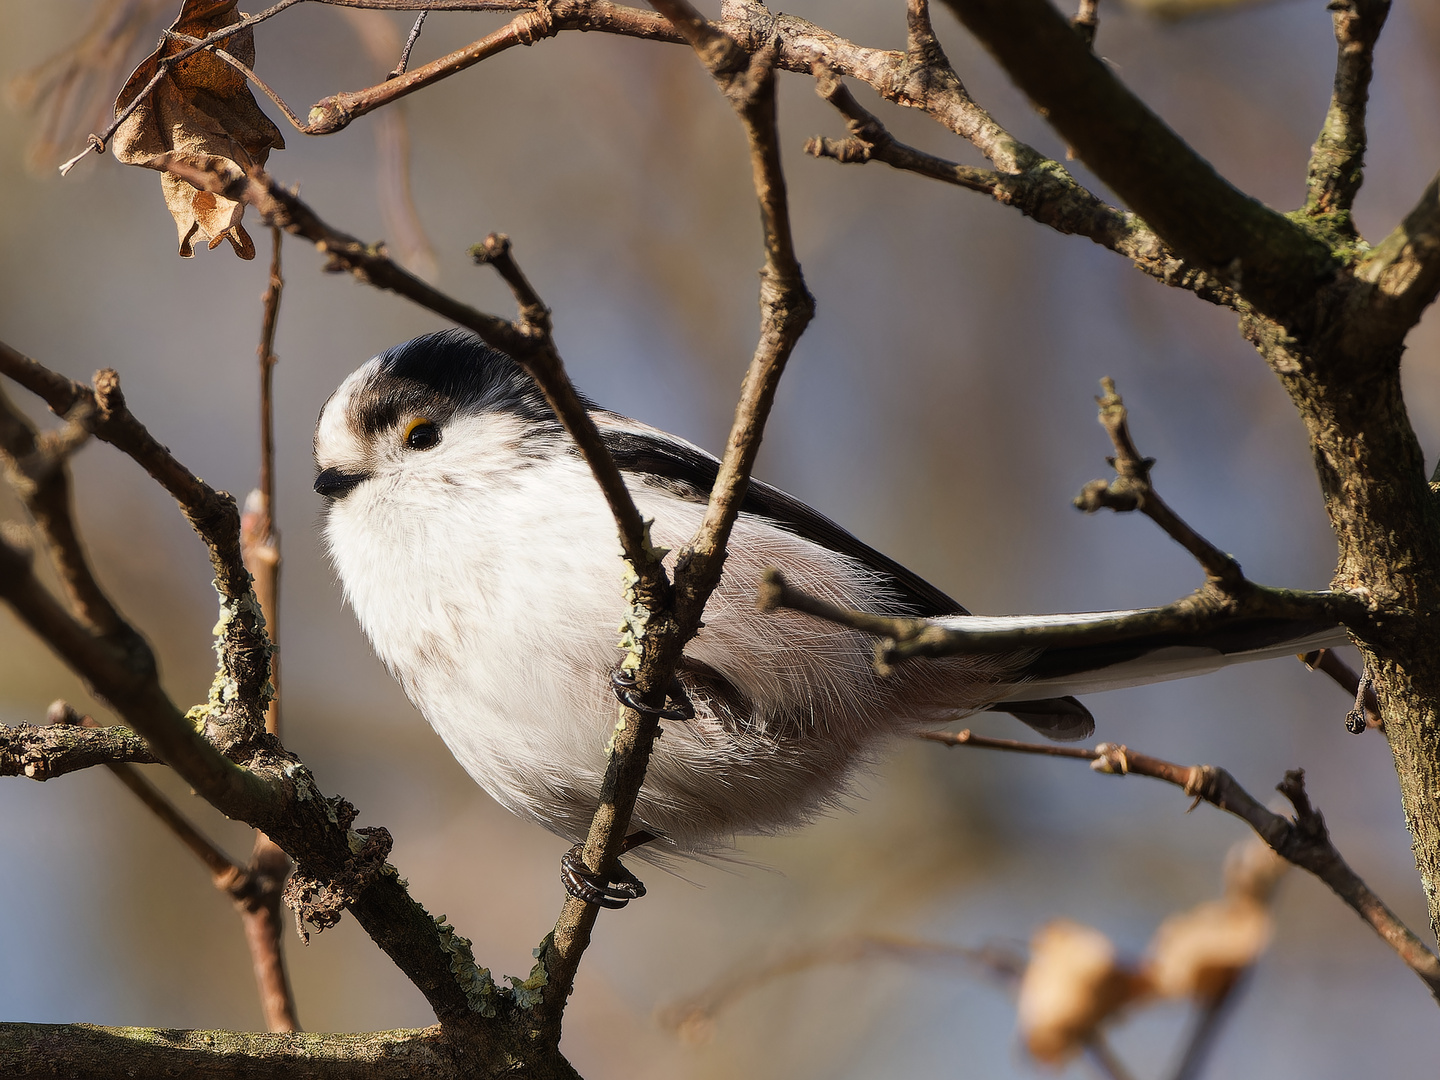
[610, 668, 695, 721]
[560, 830, 658, 909]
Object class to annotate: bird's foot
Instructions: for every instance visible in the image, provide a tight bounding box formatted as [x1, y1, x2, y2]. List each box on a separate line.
[560, 831, 658, 908]
[610, 668, 694, 721]
[561, 843, 648, 909]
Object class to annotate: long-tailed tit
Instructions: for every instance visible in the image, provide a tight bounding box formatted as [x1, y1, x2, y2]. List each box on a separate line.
[315, 330, 1343, 904]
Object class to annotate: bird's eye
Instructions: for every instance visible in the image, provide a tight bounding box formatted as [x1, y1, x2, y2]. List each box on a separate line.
[403, 418, 440, 451]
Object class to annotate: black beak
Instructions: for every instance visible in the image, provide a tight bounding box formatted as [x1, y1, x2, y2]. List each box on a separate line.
[314, 467, 367, 499]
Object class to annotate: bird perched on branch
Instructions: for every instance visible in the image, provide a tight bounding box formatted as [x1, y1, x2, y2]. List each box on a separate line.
[314, 330, 1343, 905]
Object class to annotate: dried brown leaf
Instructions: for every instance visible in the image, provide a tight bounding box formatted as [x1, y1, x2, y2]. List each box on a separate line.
[1016, 920, 1150, 1065]
[111, 0, 284, 258]
[1145, 897, 1272, 1003]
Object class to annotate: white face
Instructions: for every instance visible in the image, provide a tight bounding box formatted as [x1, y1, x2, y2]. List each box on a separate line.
[313, 353, 542, 514]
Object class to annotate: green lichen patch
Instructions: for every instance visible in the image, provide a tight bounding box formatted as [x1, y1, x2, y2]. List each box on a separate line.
[433, 915, 499, 1017]
[505, 934, 552, 1010]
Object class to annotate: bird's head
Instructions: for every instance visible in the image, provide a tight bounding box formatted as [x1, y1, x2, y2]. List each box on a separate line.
[313, 329, 566, 510]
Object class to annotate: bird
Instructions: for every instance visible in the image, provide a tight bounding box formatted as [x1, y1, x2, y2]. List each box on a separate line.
[314, 329, 1345, 904]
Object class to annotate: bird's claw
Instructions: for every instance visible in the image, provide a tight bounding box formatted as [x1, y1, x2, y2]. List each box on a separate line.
[560, 843, 647, 909]
[610, 668, 694, 721]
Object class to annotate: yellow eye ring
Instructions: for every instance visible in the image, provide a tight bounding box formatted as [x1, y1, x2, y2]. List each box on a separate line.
[403, 417, 440, 451]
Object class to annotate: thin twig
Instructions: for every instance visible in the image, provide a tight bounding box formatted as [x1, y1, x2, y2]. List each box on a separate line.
[1086, 1032, 1138, 1080]
[1299, 648, 1378, 721]
[0, 342, 273, 750]
[165, 31, 312, 132]
[905, 0, 950, 67]
[338, 9, 439, 278]
[307, 2, 680, 134]
[925, 729, 1440, 1002]
[238, 226, 300, 1033]
[247, 226, 284, 739]
[391, 11, 429, 77]
[806, 68, 1000, 194]
[0, 383, 124, 636]
[1074, 378, 1243, 587]
[537, 0, 815, 1033]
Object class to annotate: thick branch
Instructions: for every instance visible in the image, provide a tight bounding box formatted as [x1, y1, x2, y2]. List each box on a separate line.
[926, 732, 1440, 1001]
[0, 1023, 463, 1079]
[940, 0, 1337, 317]
[1305, 0, 1390, 219]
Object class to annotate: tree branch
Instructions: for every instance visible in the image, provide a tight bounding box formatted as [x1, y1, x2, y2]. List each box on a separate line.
[0, 1023, 464, 1079]
[758, 376, 1365, 665]
[239, 225, 301, 1033]
[1351, 170, 1440, 348]
[1073, 378, 1242, 587]
[804, 69, 1235, 305]
[539, 0, 814, 1032]
[924, 731, 1440, 1002]
[939, 0, 1337, 318]
[0, 340, 571, 1063]
[0, 384, 123, 635]
[761, 567, 1357, 666]
[1304, 0, 1390, 220]
[0, 343, 273, 751]
[162, 162, 672, 610]
[307, 1, 682, 134]
[0, 720, 156, 780]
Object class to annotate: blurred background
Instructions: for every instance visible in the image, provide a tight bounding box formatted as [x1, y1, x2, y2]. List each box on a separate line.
[3, 1, 1440, 1075]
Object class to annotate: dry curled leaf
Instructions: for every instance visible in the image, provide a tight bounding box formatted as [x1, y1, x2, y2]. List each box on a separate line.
[111, 0, 283, 258]
[1145, 896, 1272, 1003]
[1145, 840, 1286, 1002]
[1016, 920, 1150, 1065]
